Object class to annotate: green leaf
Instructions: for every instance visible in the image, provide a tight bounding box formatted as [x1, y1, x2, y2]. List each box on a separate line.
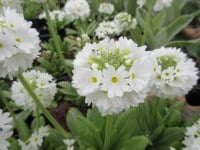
[153, 10, 167, 29]
[117, 136, 150, 150]
[165, 110, 182, 127]
[166, 14, 194, 42]
[42, 129, 65, 150]
[154, 28, 168, 48]
[166, 38, 200, 47]
[124, 0, 137, 16]
[87, 107, 105, 131]
[66, 108, 83, 135]
[154, 127, 184, 149]
[111, 108, 138, 148]
[136, 9, 154, 48]
[67, 108, 103, 149]
[150, 124, 164, 141]
[75, 116, 101, 148]
[8, 138, 20, 150]
[58, 81, 78, 97]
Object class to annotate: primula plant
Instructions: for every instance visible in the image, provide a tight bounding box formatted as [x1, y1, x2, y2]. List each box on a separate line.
[0, 0, 200, 150]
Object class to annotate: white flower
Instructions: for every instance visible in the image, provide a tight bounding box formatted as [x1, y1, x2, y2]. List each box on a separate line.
[39, 10, 66, 21]
[95, 21, 119, 39]
[29, 0, 47, 3]
[101, 65, 130, 98]
[137, 0, 147, 8]
[64, 0, 90, 22]
[0, 130, 13, 150]
[19, 126, 49, 150]
[154, 0, 173, 12]
[11, 70, 57, 111]
[0, 8, 40, 78]
[149, 47, 198, 98]
[0, 0, 22, 13]
[114, 12, 137, 33]
[63, 139, 76, 150]
[98, 2, 114, 14]
[0, 109, 13, 150]
[0, 109, 13, 131]
[73, 37, 152, 115]
[182, 119, 200, 150]
[72, 66, 102, 95]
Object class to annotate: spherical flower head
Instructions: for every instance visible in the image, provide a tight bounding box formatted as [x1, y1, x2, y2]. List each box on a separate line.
[0, 8, 40, 78]
[11, 70, 57, 111]
[39, 10, 66, 21]
[182, 119, 200, 150]
[64, 0, 90, 22]
[73, 37, 152, 115]
[149, 47, 198, 98]
[98, 2, 114, 15]
[154, 0, 173, 12]
[0, 109, 13, 150]
[137, 0, 147, 8]
[95, 21, 120, 39]
[19, 126, 49, 150]
[0, 0, 22, 13]
[114, 12, 137, 33]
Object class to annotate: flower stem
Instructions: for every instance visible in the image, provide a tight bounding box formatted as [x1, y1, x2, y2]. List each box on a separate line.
[103, 115, 113, 150]
[17, 73, 70, 138]
[43, 3, 72, 77]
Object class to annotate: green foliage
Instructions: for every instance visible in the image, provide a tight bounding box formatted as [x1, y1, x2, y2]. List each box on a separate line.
[66, 98, 187, 149]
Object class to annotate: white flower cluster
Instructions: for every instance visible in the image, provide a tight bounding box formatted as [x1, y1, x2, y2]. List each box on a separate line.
[95, 21, 120, 39]
[137, 0, 147, 8]
[149, 47, 198, 98]
[11, 70, 57, 111]
[95, 12, 137, 39]
[73, 37, 198, 116]
[39, 10, 66, 21]
[182, 119, 200, 150]
[0, 109, 13, 150]
[114, 12, 137, 32]
[64, 0, 90, 22]
[63, 139, 76, 150]
[0, 8, 40, 78]
[136, 0, 174, 11]
[0, 0, 22, 13]
[73, 37, 153, 115]
[29, 0, 47, 3]
[18, 126, 49, 150]
[154, 0, 173, 12]
[98, 2, 114, 15]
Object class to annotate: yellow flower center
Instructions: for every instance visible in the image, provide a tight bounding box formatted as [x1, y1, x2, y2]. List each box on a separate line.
[91, 77, 97, 83]
[9, 23, 14, 28]
[15, 37, 21, 43]
[111, 76, 118, 83]
[0, 42, 3, 48]
[131, 73, 135, 79]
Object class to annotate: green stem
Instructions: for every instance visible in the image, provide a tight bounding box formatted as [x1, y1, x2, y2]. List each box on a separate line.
[17, 73, 70, 138]
[35, 106, 40, 129]
[103, 115, 113, 150]
[43, 3, 72, 77]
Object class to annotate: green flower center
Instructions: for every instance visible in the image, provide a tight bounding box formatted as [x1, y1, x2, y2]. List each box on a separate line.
[158, 55, 178, 70]
[116, 12, 133, 25]
[88, 48, 133, 70]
